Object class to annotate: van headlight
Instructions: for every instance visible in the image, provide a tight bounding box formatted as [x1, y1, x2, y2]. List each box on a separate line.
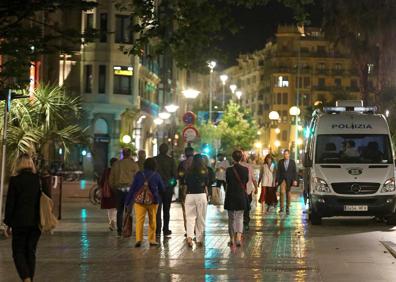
[313, 177, 331, 193]
[381, 178, 396, 193]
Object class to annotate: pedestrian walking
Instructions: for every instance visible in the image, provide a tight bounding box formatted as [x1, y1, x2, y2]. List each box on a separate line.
[124, 158, 165, 247]
[185, 154, 209, 247]
[276, 149, 298, 215]
[215, 153, 229, 192]
[100, 157, 118, 231]
[136, 150, 146, 171]
[258, 154, 277, 211]
[154, 143, 177, 237]
[177, 146, 194, 235]
[4, 154, 42, 282]
[202, 154, 215, 202]
[224, 150, 249, 247]
[241, 153, 258, 231]
[109, 148, 139, 236]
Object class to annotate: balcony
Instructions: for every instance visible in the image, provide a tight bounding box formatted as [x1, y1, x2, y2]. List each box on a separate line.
[332, 69, 345, 76]
[315, 69, 330, 75]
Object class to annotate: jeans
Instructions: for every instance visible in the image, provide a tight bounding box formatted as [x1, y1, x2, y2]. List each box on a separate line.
[12, 226, 41, 280]
[185, 193, 207, 242]
[280, 180, 291, 210]
[115, 189, 128, 234]
[243, 193, 253, 226]
[156, 187, 173, 234]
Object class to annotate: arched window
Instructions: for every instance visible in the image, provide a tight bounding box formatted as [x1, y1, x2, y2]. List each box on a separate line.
[94, 118, 108, 134]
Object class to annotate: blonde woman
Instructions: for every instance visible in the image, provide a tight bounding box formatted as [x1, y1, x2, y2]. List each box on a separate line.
[4, 154, 42, 282]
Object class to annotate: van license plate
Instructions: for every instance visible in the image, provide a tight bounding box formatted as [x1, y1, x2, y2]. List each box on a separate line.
[344, 205, 368, 211]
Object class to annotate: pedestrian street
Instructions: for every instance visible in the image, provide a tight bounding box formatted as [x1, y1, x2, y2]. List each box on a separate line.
[1, 188, 396, 281]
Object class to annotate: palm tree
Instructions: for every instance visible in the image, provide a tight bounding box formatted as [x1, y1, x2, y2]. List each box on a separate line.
[0, 84, 86, 170]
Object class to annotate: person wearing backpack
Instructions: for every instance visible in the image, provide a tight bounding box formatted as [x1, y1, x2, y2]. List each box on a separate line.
[124, 158, 165, 247]
[4, 154, 42, 282]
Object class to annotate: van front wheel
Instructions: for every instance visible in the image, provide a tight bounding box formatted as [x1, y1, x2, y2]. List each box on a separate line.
[310, 209, 322, 225]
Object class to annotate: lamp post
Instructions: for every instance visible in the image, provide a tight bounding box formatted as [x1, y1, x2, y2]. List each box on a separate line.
[220, 74, 228, 109]
[182, 88, 200, 112]
[269, 110, 280, 153]
[235, 90, 242, 105]
[289, 106, 301, 161]
[208, 61, 216, 123]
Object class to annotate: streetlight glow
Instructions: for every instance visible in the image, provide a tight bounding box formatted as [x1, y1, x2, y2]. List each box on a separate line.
[159, 111, 171, 120]
[220, 74, 228, 84]
[230, 84, 237, 93]
[274, 140, 281, 147]
[235, 90, 242, 100]
[275, 128, 281, 134]
[165, 104, 179, 113]
[122, 135, 132, 144]
[289, 106, 301, 116]
[208, 61, 216, 72]
[182, 88, 200, 99]
[269, 111, 280, 120]
[154, 117, 164, 125]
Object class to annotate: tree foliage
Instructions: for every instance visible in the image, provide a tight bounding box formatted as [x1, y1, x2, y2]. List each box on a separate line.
[0, 84, 86, 169]
[217, 101, 258, 156]
[0, 0, 96, 89]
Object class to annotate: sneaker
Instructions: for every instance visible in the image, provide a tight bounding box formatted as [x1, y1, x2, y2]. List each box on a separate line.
[117, 231, 122, 237]
[135, 241, 142, 248]
[163, 230, 172, 237]
[186, 237, 193, 248]
[286, 209, 290, 215]
[149, 241, 159, 247]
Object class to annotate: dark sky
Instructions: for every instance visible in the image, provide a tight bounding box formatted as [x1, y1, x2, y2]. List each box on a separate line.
[217, 1, 323, 68]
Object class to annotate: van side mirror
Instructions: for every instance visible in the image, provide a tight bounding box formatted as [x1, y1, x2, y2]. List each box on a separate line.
[303, 154, 312, 168]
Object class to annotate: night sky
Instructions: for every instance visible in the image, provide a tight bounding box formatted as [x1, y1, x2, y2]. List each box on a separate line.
[217, 1, 323, 68]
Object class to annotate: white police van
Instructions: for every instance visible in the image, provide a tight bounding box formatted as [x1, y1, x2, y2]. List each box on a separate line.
[303, 100, 396, 225]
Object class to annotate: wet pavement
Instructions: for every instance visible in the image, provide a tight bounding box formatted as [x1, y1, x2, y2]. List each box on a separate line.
[1, 187, 396, 281]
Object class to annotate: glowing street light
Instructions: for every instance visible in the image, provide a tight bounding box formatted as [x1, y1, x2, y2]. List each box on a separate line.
[154, 117, 164, 125]
[182, 88, 200, 99]
[159, 111, 171, 120]
[275, 128, 281, 134]
[165, 104, 179, 113]
[220, 74, 228, 109]
[122, 134, 132, 144]
[269, 111, 280, 121]
[274, 140, 281, 148]
[208, 61, 216, 122]
[230, 84, 237, 94]
[289, 106, 301, 116]
[235, 90, 242, 100]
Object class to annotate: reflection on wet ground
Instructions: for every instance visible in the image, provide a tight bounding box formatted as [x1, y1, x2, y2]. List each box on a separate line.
[1, 191, 319, 281]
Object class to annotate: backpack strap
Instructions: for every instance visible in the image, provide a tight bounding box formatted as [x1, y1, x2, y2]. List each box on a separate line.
[232, 166, 246, 191]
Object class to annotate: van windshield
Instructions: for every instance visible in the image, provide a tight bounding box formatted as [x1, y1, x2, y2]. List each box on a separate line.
[315, 134, 392, 164]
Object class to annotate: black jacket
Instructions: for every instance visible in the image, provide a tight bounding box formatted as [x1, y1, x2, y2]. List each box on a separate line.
[224, 163, 249, 211]
[155, 153, 177, 188]
[4, 170, 41, 227]
[276, 159, 298, 188]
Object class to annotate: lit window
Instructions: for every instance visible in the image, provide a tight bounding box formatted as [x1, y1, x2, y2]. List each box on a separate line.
[277, 76, 289, 87]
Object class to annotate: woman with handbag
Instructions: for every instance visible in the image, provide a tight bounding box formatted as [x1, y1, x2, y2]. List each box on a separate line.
[100, 157, 118, 231]
[4, 154, 42, 282]
[124, 158, 165, 248]
[224, 150, 249, 247]
[185, 154, 209, 247]
[258, 154, 277, 212]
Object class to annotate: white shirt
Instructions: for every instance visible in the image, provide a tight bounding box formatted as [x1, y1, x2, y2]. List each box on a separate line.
[261, 163, 275, 187]
[241, 161, 256, 195]
[215, 159, 230, 181]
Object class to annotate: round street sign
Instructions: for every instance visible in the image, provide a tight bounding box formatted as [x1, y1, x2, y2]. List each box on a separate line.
[183, 111, 196, 125]
[182, 126, 199, 142]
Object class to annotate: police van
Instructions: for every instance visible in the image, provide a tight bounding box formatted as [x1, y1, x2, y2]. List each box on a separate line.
[303, 100, 396, 225]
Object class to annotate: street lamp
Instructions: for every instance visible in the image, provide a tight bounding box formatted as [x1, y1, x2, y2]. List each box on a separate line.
[154, 117, 164, 125]
[385, 109, 390, 118]
[208, 60, 216, 123]
[289, 106, 301, 161]
[122, 134, 132, 144]
[235, 90, 242, 100]
[159, 111, 171, 120]
[230, 84, 237, 94]
[182, 88, 200, 99]
[220, 74, 228, 109]
[165, 104, 179, 113]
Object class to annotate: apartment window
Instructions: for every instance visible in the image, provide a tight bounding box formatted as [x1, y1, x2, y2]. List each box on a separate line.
[113, 66, 133, 95]
[296, 77, 303, 88]
[277, 93, 282, 104]
[351, 79, 358, 89]
[98, 65, 106, 94]
[282, 93, 288, 105]
[318, 63, 326, 70]
[84, 65, 93, 93]
[115, 15, 132, 44]
[304, 77, 310, 88]
[99, 13, 107, 42]
[85, 13, 94, 32]
[282, 130, 288, 141]
[318, 78, 325, 87]
[335, 63, 342, 70]
[317, 46, 326, 54]
[277, 76, 289, 87]
[334, 78, 342, 88]
[282, 110, 288, 122]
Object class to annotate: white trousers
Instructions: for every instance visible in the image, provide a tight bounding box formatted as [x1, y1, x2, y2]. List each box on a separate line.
[107, 208, 117, 223]
[185, 193, 207, 242]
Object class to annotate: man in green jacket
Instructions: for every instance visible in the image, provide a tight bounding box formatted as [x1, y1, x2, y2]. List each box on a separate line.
[109, 148, 139, 236]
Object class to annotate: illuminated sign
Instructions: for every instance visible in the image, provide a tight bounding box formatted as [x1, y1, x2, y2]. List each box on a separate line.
[113, 66, 133, 76]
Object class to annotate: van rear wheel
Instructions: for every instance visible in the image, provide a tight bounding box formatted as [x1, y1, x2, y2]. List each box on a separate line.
[385, 214, 396, 226]
[310, 209, 322, 225]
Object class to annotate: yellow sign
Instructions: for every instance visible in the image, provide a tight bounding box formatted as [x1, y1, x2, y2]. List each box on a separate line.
[114, 69, 133, 76]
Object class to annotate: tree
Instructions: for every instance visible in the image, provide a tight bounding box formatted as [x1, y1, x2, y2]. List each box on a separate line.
[321, 0, 396, 105]
[217, 101, 258, 156]
[0, 0, 96, 89]
[0, 84, 86, 170]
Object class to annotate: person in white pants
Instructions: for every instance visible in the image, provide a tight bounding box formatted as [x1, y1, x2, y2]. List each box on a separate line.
[185, 154, 209, 247]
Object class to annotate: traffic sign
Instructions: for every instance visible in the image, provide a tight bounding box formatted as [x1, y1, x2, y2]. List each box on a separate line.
[182, 126, 199, 142]
[183, 111, 196, 125]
